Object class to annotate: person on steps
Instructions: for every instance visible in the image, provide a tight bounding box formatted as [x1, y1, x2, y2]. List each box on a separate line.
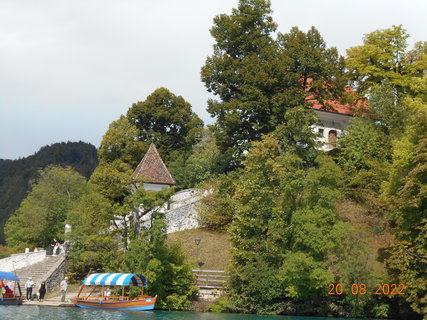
[38, 281, 47, 301]
[25, 277, 34, 301]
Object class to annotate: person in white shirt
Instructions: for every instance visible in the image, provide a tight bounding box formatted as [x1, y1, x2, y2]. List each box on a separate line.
[104, 287, 111, 300]
[60, 276, 68, 302]
[25, 277, 34, 301]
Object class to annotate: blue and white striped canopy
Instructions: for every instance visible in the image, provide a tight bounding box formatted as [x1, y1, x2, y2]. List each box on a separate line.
[82, 273, 147, 287]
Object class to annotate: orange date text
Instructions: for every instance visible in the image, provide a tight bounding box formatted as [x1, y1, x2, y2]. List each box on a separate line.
[328, 283, 406, 295]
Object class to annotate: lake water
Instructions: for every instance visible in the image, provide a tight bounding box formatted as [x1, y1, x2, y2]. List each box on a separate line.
[1, 306, 373, 320]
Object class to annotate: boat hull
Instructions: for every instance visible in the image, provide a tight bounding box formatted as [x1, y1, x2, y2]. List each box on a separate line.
[0, 297, 23, 305]
[70, 297, 156, 311]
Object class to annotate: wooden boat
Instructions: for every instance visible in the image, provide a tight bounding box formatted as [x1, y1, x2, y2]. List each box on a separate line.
[0, 271, 23, 305]
[70, 273, 156, 311]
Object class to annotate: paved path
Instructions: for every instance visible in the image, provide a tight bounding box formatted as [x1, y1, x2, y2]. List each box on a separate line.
[22, 291, 78, 307]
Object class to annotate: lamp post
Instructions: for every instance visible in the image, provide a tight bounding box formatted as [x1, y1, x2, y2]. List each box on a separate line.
[194, 237, 201, 267]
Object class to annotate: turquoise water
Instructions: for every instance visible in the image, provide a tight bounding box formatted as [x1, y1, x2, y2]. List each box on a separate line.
[0, 306, 373, 320]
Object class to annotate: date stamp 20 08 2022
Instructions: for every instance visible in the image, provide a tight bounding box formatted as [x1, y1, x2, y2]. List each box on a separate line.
[328, 283, 406, 295]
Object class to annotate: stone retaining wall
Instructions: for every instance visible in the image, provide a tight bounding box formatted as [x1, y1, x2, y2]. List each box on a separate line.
[0, 251, 47, 272]
[139, 188, 207, 234]
[45, 255, 67, 291]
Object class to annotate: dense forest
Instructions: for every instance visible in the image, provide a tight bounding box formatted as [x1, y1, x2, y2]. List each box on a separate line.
[2, 0, 425, 319]
[0, 141, 98, 244]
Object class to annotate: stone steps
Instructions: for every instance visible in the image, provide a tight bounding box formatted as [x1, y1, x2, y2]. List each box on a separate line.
[15, 255, 64, 287]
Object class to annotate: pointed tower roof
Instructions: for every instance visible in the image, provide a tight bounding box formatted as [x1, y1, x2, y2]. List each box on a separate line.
[134, 143, 175, 185]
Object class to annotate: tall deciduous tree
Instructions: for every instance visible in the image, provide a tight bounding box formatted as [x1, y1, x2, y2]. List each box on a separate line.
[346, 25, 427, 96]
[202, 0, 345, 166]
[126, 87, 204, 163]
[5, 166, 87, 248]
[383, 98, 427, 317]
[98, 116, 146, 167]
[66, 187, 119, 279]
[124, 211, 197, 310]
[227, 134, 346, 313]
[168, 128, 230, 189]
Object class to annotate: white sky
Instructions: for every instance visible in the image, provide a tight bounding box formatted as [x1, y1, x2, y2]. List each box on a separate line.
[1, 0, 426, 159]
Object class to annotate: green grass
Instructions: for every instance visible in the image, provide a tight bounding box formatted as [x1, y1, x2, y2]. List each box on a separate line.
[167, 228, 231, 271]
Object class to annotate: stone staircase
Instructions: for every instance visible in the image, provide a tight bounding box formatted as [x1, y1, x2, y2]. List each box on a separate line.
[14, 254, 65, 290]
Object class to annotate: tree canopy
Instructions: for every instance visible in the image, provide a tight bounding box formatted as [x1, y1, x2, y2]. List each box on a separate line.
[346, 25, 427, 96]
[126, 87, 204, 163]
[0, 141, 98, 244]
[201, 0, 345, 167]
[5, 166, 87, 248]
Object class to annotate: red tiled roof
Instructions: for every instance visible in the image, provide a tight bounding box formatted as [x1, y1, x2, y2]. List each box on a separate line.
[307, 91, 366, 116]
[134, 143, 175, 185]
[308, 98, 358, 115]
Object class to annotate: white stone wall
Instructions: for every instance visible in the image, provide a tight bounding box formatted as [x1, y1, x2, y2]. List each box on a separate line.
[139, 188, 206, 234]
[0, 250, 47, 272]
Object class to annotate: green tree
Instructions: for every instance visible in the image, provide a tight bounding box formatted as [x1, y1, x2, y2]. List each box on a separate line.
[0, 141, 98, 244]
[126, 87, 204, 163]
[168, 128, 230, 189]
[278, 26, 346, 106]
[227, 134, 346, 313]
[5, 166, 87, 248]
[368, 80, 409, 133]
[338, 118, 391, 174]
[124, 212, 197, 310]
[383, 98, 427, 317]
[346, 25, 427, 96]
[197, 170, 239, 231]
[98, 116, 146, 167]
[66, 187, 119, 279]
[202, 0, 344, 166]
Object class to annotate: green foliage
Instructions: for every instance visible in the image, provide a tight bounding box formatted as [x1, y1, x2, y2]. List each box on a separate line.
[333, 230, 391, 318]
[197, 171, 239, 231]
[90, 160, 134, 204]
[66, 187, 118, 279]
[346, 25, 426, 96]
[0, 141, 98, 244]
[98, 116, 146, 167]
[383, 98, 427, 317]
[368, 80, 409, 133]
[278, 26, 346, 105]
[278, 252, 332, 300]
[168, 129, 230, 189]
[207, 296, 231, 313]
[0, 245, 19, 259]
[126, 87, 204, 163]
[5, 166, 87, 248]
[201, 0, 343, 166]
[338, 118, 391, 175]
[227, 133, 347, 314]
[124, 213, 197, 310]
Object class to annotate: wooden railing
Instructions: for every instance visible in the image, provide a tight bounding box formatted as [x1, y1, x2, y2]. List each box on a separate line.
[192, 269, 230, 289]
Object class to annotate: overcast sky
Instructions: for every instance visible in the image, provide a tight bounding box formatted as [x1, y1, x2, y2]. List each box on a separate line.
[1, 0, 426, 160]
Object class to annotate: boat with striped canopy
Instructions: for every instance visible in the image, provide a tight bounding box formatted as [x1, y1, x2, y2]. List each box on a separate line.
[70, 273, 156, 311]
[0, 272, 23, 305]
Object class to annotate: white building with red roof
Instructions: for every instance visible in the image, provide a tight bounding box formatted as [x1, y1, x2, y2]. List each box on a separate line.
[307, 89, 365, 150]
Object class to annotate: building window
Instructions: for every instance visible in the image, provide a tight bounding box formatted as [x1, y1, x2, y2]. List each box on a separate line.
[328, 130, 337, 148]
[318, 128, 324, 136]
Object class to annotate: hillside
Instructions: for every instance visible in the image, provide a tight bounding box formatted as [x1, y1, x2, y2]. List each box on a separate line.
[167, 228, 231, 271]
[168, 199, 392, 276]
[0, 141, 98, 244]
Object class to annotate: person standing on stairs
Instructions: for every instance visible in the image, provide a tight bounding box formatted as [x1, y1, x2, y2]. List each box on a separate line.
[25, 277, 34, 301]
[38, 281, 47, 301]
[51, 238, 60, 256]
